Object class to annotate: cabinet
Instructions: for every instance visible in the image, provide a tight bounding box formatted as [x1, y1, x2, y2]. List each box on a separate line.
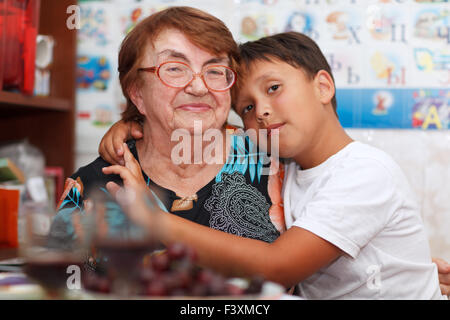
[0, 0, 77, 177]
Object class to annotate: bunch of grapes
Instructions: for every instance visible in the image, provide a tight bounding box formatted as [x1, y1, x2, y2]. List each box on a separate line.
[82, 242, 265, 297]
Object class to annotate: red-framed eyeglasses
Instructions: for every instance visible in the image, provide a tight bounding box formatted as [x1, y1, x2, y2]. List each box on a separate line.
[138, 61, 236, 92]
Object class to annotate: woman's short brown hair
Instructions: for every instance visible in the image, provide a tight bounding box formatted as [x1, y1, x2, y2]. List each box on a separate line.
[234, 32, 337, 114]
[118, 6, 240, 122]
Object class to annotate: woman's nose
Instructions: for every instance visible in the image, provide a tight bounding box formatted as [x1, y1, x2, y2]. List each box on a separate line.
[184, 74, 209, 96]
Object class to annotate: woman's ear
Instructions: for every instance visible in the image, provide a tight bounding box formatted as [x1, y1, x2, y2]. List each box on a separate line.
[315, 70, 335, 105]
[128, 84, 146, 116]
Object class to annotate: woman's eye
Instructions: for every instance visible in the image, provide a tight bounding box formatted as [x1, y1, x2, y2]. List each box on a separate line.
[268, 84, 279, 93]
[167, 67, 182, 73]
[206, 68, 225, 76]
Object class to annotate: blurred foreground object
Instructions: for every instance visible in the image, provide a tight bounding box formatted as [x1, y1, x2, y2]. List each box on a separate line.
[84, 242, 275, 298]
[88, 190, 158, 297]
[0, 157, 25, 183]
[21, 202, 85, 299]
[0, 140, 47, 203]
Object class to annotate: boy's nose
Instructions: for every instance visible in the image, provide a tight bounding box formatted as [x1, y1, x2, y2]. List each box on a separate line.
[256, 105, 272, 122]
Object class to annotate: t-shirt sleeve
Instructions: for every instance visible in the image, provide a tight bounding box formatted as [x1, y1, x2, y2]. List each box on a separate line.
[292, 158, 399, 258]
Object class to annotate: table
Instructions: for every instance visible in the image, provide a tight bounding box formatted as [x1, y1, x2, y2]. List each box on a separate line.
[0, 248, 21, 273]
[0, 248, 18, 261]
[0, 248, 301, 300]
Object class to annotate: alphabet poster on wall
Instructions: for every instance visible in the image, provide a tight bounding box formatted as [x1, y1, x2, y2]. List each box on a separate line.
[77, 0, 449, 135]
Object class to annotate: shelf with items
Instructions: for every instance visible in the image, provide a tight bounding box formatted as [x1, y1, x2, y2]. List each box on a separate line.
[0, 0, 77, 178]
[0, 91, 71, 112]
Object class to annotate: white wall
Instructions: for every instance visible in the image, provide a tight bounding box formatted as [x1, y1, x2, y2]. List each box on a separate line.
[345, 129, 450, 261]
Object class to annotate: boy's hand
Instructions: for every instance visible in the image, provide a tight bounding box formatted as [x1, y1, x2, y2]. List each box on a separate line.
[98, 120, 143, 165]
[433, 257, 450, 296]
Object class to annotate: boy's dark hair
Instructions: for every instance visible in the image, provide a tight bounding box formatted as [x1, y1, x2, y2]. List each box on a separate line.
[235, 32, 337, 114]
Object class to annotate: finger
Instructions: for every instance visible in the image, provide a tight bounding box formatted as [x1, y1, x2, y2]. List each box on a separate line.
[105, 141, 123, 165]
[102, 165, 134, 183]
[440, 284, 450, 296]
[111, 120, 134, 159]
[102, 164, 129, 175]
[112, 133, 125, 162]
[438, 272, 450, 286]
[99, 135, 115, 164]
[105, 181, 121, 199]
[107, 137, 124, 166]
[106, 183, 139, 214]
[130, 121, 144, 139]
[107, 120, 135, 163]
[98, 124, 123, 165]
[83, 199, 93, 216]
[433, 257, 450, 273]
[122, 143, 141, 173]
[122, 143, 147, 185]
[120, 189, 158, 231]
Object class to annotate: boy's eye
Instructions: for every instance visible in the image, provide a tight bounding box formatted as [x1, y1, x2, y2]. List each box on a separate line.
[268, 84, 279, 93]
[242, 104, 254, 115]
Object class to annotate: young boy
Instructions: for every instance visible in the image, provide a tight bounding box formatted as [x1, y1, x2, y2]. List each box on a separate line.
[102, 32, 446, 299]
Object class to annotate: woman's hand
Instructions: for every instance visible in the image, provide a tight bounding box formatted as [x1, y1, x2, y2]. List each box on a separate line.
[433, 257, 450, 296]
[102, 142, 157, 230]
[102, 142, 147, 194]
[98, 120, 144, 165]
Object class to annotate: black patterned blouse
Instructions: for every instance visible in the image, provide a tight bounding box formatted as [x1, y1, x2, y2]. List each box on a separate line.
[48, 130, 285, 252]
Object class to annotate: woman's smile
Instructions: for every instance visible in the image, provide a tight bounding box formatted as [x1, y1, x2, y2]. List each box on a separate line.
[176, 103, 212, 112]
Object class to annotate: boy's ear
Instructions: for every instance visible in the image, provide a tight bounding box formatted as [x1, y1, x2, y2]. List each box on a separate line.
[314, 70, 335, 105]
[128, 84, 146, 116]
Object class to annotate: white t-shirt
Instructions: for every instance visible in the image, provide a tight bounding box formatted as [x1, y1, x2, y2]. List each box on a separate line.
[283, 141, 445, 300]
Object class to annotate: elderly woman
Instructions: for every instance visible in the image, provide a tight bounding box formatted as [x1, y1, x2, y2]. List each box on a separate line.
[48, 7, 282, 254]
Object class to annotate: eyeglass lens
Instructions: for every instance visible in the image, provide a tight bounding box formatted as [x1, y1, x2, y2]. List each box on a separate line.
[159, 62, 234, 90]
